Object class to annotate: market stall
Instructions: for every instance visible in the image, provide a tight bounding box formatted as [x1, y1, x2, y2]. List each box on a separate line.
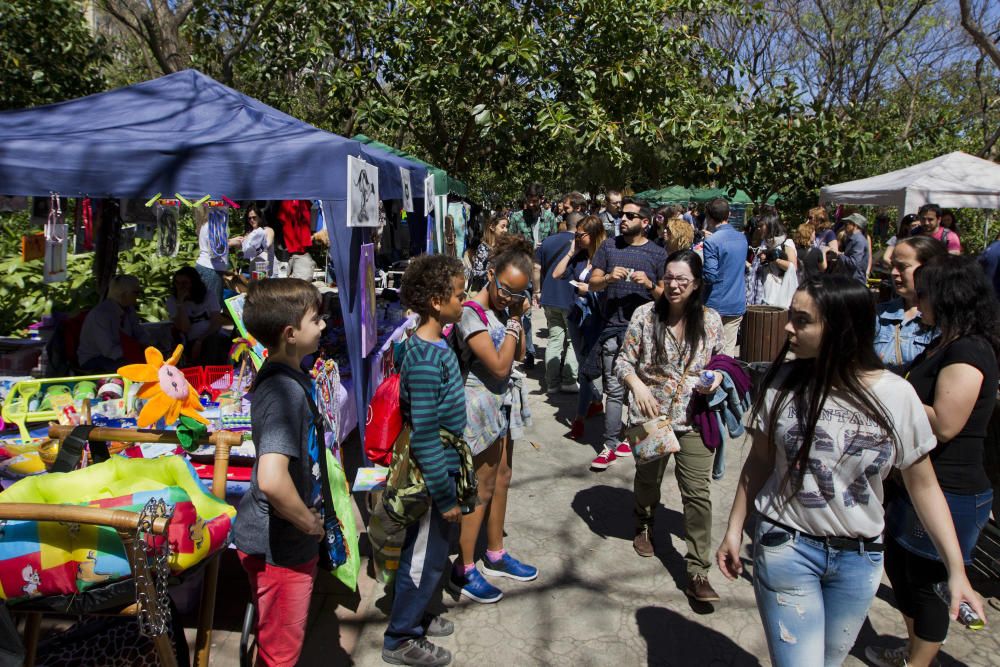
[0, 69, 429, 663]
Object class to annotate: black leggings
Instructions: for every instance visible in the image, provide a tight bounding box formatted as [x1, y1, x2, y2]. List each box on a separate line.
[884, 534, 950, 642]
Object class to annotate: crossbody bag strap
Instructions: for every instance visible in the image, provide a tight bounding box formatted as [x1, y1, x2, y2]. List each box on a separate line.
[258, 363, 336, 520]
[894, 323, 903, 368]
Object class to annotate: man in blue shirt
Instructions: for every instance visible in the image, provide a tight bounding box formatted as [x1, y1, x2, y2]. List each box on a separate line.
[979, 232, 1000, 300]
[701, 198, 748, 356]
[535, 212, 582, 394]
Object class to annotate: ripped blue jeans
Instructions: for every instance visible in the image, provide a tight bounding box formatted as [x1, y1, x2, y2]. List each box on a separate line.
[753, 518, 883, 667]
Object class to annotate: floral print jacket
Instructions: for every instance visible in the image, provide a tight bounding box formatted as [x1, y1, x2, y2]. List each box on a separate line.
[614, 302, 725, 431]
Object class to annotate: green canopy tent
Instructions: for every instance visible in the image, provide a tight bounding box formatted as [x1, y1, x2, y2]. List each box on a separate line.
[635, 185, 778, 207]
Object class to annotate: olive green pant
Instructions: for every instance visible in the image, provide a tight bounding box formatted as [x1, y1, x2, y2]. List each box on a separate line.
[633, 430, 713, 577]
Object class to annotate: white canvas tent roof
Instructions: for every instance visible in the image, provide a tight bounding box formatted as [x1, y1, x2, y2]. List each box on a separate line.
[819, 151, 1000, 213]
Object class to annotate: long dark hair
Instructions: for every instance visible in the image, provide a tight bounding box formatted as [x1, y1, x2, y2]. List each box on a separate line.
[915, 255, 1000, 359]
[652, 250, 705, 367]
[171, 266, 208, 305]
[750, 275, 898, 496]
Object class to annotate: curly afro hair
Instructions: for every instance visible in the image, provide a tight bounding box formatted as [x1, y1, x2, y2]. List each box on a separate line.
[399, 254, 466, 319]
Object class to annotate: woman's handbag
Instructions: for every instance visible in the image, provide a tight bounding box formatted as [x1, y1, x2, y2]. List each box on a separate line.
[625, 348, 697, 465]
[624, 416, 680, 464]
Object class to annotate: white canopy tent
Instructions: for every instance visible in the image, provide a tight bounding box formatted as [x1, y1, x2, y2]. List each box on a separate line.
[820, 151, 1000, 212]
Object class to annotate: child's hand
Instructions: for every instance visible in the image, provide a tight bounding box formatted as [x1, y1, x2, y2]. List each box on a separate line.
[306, 508, 324, 541]
[442, 506, 462, 524]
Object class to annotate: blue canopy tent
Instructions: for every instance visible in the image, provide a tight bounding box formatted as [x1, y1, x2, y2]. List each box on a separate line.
[0, 69, 428, 451]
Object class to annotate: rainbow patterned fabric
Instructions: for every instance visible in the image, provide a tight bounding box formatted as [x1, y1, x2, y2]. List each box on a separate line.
[0, 456, 235, 603]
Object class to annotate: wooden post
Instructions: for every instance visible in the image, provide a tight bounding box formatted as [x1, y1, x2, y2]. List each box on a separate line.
[193, 435, 234, 667]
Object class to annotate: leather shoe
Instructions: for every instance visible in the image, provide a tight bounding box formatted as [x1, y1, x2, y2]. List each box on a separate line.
[685, 574, 720, 602]
[633, 526, 654, 557]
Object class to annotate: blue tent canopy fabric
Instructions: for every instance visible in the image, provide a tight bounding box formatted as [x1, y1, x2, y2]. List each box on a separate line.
[0, 69, 426, 202]
[0, 70, 427, 454]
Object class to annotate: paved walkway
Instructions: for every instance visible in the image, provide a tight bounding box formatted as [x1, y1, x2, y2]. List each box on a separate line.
[194, 307, 999, 666]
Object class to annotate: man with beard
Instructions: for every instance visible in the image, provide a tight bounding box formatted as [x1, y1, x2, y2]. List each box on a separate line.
[587, 198, 667, 469]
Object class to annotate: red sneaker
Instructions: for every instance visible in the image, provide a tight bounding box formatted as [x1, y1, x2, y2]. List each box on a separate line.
[586, 401, 604, 419]
[590, 446, 617, 470]
[568, 419, 585, 440]
[614, 442, 632, 458]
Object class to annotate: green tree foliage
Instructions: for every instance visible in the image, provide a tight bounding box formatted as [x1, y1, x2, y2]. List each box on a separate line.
[0, 0, 108, 110]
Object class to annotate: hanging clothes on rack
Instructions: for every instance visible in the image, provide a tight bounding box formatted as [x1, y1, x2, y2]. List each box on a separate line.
[44, 194, 68, 283]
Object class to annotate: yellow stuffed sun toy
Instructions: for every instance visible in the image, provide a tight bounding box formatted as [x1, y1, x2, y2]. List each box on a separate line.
[119, 346, 209, 428]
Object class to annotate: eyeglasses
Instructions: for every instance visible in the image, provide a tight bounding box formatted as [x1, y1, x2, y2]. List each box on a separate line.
[664, 275, 693, 287]
[920, 217, 937, 222]
[575, 232, 589, 240]
[493, 275, 526, 303]
[622, 211, 645, 221]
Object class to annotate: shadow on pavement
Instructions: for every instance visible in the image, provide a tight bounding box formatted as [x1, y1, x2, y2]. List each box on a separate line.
[636, 605, 763, 666]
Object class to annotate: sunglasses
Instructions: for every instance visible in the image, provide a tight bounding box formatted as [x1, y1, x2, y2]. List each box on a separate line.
[622, 211, 645, 221]
[664, 275, 693, 288]
[493, 275, 526, 303]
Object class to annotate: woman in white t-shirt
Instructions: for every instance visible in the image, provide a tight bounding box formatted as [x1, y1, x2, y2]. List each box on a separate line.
[716, 275, 983, 667]
[229, 205, 275, 277]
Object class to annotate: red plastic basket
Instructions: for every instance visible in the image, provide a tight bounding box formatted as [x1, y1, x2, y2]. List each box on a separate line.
[203, 365, 235, 399]
[180, 367, 204, 392]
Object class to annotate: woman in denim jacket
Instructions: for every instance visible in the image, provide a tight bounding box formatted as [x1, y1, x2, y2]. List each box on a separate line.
[874, 236, 947, 375]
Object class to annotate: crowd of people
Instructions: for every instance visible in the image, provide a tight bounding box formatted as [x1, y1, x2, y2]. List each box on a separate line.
[220, 182, 998, 667]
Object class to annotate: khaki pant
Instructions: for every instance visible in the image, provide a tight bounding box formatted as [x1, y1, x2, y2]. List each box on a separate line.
[721, 315, 742, 358]
[633, 431, 714, 576]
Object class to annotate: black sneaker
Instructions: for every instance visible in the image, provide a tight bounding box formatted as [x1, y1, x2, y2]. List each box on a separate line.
[382, 637, 452, 666]
[423, 615, 454, 637]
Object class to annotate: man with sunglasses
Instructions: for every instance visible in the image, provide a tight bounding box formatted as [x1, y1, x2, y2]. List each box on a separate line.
[587, 198, 667, 469]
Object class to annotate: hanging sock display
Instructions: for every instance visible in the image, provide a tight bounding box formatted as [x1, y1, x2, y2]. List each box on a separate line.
[156, 202, 179, 257]
[43, 194, 68, 283]
[206, 207, 229, 259]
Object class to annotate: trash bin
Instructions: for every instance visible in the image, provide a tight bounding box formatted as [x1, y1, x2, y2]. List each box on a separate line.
[740, 305, 788, 363]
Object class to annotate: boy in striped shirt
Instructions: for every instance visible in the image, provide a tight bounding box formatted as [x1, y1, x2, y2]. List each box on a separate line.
[383, 255, 467, 667]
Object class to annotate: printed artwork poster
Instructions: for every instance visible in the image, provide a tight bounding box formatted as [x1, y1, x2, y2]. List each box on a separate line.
[423, 173, 436, 217]
[400, 167, 414, 213]
[360, 243, 378, 356]
[347, 156, 379, 227]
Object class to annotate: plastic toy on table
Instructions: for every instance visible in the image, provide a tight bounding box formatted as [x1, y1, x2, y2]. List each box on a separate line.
[1, 374, 133, 442]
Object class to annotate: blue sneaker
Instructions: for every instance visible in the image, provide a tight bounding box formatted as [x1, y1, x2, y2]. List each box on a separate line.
[448, 565, 503, 604]
[481, 552, 538, 582]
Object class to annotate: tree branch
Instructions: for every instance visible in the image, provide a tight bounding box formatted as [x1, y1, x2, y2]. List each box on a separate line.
[221, 0, 280, 85]
[959, 0, 1000, 71]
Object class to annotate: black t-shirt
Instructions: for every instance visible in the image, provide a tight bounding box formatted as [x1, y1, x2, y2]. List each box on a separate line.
[906, 335, 998, 494]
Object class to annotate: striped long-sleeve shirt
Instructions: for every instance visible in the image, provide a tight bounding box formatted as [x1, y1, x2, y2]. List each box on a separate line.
[399, 335, 467, 512]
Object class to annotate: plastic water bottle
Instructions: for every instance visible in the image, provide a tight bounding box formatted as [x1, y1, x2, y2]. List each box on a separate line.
[695, 370, 716, 392]
[933, 582, 985, 630]
[252, 256, 268, 281]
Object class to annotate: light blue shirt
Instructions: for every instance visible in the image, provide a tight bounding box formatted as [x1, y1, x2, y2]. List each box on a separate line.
[702, 224, 749, 317]
[874, 297, 937, 375]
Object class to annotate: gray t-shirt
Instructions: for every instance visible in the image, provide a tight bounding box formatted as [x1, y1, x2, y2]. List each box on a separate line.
[232, 368, 317, 567]
[455, 304, 509, 394]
